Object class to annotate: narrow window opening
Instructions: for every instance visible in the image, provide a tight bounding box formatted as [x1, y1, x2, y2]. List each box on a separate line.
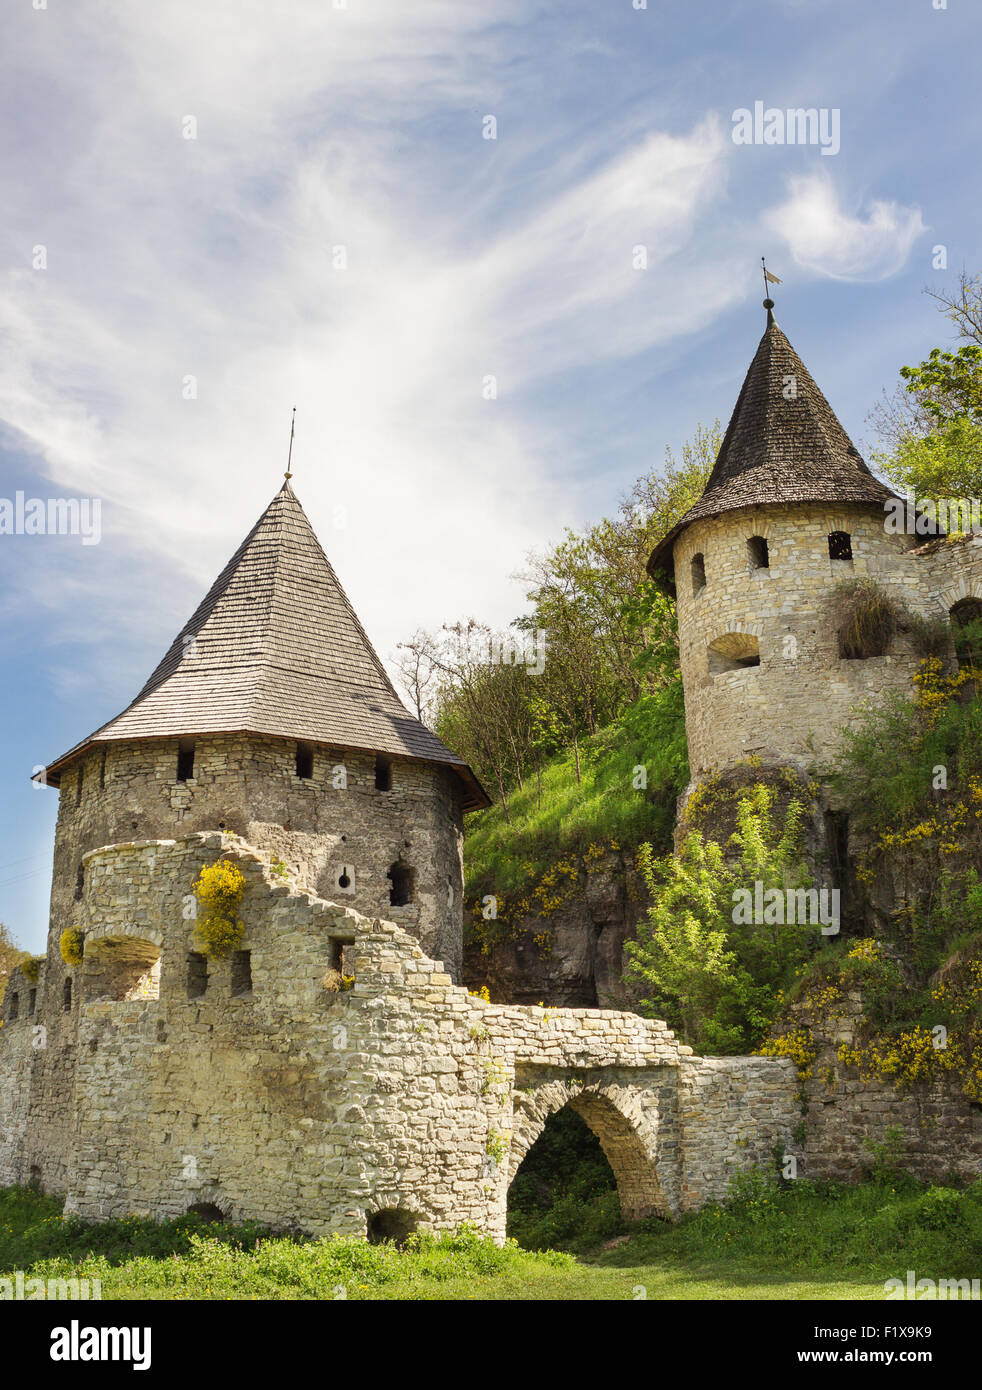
[63, 978, 72, 1012]
[295, 742, 314, 780]
[231, 950, 252, 997]
[74, 863, 85, 903]
[327, 936, 355, 989]
[747, 535, 769, 570]
[8, 993, 18, 1022]
[375, 756, 393, 792]
[825, 810, 849, 881]
[388, 861, 415, 907]
[28, 988, 36, 1016]
[177, 740, 195, 783]
[187, 952, 208, 1000]
[690, 553, 706, 595]
[828, 531, 853, 561]
[75, 766, 83, 805]
[99, 746, 107, 790]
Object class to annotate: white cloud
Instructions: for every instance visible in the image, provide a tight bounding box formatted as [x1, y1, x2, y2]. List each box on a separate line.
[764, 174, 925, 282]
[0, 2, 739, 685]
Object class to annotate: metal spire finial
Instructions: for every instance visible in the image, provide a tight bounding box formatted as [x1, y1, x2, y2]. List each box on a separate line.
[761, 257, 781, 323]
[284, 407, 296, 481]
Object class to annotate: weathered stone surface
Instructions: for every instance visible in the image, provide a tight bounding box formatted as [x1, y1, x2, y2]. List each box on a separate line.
[0, 833, 798, 1237]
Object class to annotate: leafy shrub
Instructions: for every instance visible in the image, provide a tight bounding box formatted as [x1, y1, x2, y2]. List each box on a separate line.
[831, 577, 903, 659]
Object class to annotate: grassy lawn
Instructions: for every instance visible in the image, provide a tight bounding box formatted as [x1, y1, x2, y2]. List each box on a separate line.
[3, 1173, 975, 1301]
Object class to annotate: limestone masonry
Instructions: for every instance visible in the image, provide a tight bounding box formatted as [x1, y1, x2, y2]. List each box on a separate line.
[2, 302, 979, 1238]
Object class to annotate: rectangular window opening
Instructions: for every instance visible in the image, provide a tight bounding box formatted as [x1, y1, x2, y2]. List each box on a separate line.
[28, 988, 36, 1016]
[295, 742, 314, 780]
[177, 740, 195, 783]
[375, 756, 393, 792]
[231, 950, 252, 997]
[63, 978, 72, 1013]
[187, 952, 208, 1000]
[828, 531, 853, 562]
[747, 535, 769, 570]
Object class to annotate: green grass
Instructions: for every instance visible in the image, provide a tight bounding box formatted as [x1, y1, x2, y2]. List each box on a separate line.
[463, 687, 688, 904]
[3, 1171, 979, 1301]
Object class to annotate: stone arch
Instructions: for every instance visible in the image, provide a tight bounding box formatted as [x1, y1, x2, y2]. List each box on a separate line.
[366, 1208, 419, 1246]
[708, 631, 761, 675]
[82, 927, 163, 1001]
[508, 1077, 676, 1222]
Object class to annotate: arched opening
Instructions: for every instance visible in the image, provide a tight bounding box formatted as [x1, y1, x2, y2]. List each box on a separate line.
[186, 1203, 225, 1223]
[83, 935, 161, 1002]
[708, 632, 760, 675]
[366, 1208, 418, 1246]
[507, 1106, 619, 1251]
[950, 598, 982, 671]
[509, 1081, 672, 1251]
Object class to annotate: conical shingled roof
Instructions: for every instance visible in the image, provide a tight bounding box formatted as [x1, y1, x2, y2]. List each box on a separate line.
[42, 483, 490, 811]
[647, 308, 897, 580]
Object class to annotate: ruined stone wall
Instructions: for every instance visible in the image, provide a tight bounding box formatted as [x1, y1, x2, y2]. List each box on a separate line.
[0, 832, 799, 1236]
[48, 734, 464, 979]
[27, 734, 463, 1194]
[673, 503, 937, 778]
[0, 974, 40, 1187]
[795, 994, 982, 1185]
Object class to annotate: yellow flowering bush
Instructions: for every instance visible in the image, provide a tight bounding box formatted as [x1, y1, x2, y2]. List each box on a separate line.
[192, 859, 246, 959]
[756, 1028, 816, 1080]
[59, 929, 85, 969]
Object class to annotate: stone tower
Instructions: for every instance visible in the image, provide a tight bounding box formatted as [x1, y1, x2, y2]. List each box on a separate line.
[647, 302, 933, 783]
[19, 480, 487, 1190]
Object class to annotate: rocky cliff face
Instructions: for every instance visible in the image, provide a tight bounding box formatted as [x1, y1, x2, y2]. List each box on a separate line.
[462, 859, 643, 1009]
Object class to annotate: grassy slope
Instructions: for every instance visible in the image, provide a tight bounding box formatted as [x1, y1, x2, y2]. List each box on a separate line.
[4, 1176, 977, 1302]
[463, 686, 688, 904]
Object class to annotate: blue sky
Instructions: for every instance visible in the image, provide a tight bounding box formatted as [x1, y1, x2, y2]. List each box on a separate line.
[1, 0, 979, 951]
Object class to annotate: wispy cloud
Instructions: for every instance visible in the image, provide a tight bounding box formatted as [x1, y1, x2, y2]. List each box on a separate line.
[763, 173, 925, 282]
[0, 2, 740, 675]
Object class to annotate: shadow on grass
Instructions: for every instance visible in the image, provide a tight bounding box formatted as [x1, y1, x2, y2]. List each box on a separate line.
[0, 1186, 278, 1271]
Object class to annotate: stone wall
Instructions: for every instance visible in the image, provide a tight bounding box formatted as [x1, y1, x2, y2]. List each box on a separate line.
[29, 733, 464, 1196]
[49, 735, 464, 976]
[796, 993, 982, 1185]
[0, 832, 799, 1238]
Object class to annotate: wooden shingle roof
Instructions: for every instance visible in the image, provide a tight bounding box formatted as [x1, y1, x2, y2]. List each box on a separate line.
[648, 307, 898, 580]
[43, 482, 490, 810]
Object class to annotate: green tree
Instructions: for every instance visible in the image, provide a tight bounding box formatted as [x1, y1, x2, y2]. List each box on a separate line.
[626, 786, 816, 1052]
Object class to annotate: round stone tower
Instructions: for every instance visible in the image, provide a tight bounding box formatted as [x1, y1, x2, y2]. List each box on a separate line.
[40, 481, 489, 982]
[648, 301, 934, 782]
